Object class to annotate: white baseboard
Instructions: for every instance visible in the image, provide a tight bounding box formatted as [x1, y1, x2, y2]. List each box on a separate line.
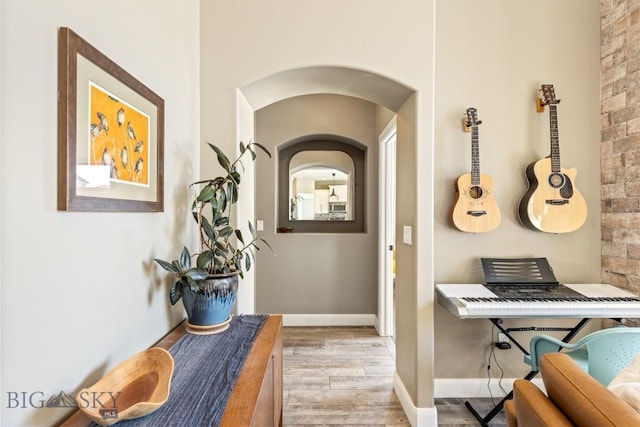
[392, 376, 545, 426]
[394, 373, 438, 427]
[434, 378, 545, 398]
[282, 313, 377, 327]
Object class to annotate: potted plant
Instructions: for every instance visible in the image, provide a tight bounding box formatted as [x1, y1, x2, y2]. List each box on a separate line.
[154, 141, 271, 333]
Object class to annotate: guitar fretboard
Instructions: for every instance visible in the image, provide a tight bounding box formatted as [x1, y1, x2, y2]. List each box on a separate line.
[471, 125, 480, 185]
[549, 104, 561, 173]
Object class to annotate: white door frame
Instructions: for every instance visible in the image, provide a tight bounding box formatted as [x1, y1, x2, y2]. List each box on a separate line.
[377, 118, 397, 337]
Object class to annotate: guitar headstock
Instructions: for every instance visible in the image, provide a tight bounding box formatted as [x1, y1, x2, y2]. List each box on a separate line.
[465, 107, 482, 128]
[540, 84, 560, 106]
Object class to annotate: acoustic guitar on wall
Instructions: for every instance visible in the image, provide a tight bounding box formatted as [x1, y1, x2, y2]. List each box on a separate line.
[518, 84, 587, 233]
[450, 107, 501, 233]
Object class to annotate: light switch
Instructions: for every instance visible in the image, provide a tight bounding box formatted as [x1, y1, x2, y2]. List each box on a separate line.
[256, 220, 264, 232]
[403, 226, 412, 245]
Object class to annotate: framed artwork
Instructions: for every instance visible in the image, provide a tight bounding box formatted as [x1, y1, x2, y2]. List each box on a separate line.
[58, 27, 164, 211]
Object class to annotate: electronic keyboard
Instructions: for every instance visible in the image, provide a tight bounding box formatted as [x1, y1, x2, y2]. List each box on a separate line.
[436, 283, 640, 318]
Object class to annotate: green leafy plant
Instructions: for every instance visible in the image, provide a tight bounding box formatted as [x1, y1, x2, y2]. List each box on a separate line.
[154, 141, 272, 304]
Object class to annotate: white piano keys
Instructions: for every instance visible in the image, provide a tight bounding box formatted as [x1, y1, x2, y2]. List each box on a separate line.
[436, 284, 640, 318]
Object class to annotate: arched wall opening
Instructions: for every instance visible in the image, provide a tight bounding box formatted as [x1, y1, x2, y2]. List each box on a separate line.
[228, 65, 434, 424]
[240, 66, 413, 323]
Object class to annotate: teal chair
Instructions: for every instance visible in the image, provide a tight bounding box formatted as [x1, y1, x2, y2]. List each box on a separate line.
[524, 326, 640, 386]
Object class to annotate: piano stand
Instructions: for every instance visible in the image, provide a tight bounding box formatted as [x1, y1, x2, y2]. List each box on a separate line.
[463, 317, 591, 426]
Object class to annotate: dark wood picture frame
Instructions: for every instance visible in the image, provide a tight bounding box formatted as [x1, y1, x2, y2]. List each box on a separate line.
[58, 27, 164, 211]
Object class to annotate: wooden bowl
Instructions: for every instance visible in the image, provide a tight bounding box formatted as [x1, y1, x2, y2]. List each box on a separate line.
[76, 347, 174, 426]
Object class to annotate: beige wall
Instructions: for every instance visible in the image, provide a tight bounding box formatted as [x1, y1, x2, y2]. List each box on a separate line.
[395, 94, 421, 403]
[0, 1, 200, 425]
[434, 0, 602, 383]
[254, 94, 378, 315]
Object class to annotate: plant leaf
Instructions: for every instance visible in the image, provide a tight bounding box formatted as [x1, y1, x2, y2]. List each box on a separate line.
[184, 276, 200, 292]
[235, 229, 244, 245]
[154, 258, 180, 274]
[258, 237, 275, 254]
[208, 143, 230, 172]
[201, 216, 215, 241]
[180, 246, 191, 269]
[245, 254, 251, 271]
[251, 142, 272, 158]
[220, 226, 234, 238]
[210, 192, 225, 218]
[196, 250, 213, 270]
[227, 181, 238, 203]
[214, 216, 229, 227]
[169, 281, 183, 305]
[197, 185, 215, 203]
[232, 183, 239, 203]
[248, 220, 256, 239]
[185, 267, 209, 281]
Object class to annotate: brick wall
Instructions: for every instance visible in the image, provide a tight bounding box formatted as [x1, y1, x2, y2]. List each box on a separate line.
[601, 0, 640, 313]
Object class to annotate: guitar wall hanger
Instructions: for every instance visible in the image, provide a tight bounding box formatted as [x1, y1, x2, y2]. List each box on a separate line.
[462, 116, 482, 132]
[536, 94, 561, 113]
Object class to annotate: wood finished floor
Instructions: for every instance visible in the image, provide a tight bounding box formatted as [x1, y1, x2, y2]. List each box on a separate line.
[283, 326, 507, 426]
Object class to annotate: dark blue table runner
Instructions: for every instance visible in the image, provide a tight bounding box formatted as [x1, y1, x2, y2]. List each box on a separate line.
[92, 314, 268, 427]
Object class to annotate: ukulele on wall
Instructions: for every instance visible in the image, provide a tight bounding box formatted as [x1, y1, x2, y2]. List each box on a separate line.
[518, 84, 587, 233]
[450, 107, 501, 233]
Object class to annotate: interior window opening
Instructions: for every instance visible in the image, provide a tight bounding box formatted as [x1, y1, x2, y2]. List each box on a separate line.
[277, 136, 366, 233]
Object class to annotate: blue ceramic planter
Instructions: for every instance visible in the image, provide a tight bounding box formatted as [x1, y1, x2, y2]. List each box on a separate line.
[181, 272, 239, 326]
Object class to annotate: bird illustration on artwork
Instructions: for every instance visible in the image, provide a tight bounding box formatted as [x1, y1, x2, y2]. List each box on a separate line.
[134, 140, 144, 154]
[101, 147, 113, 166]
[127, 121, 136, 141]
[97, 112, 109, 135]
[90, 123, 101, 138]
[120, 145, 128, 169]
[134, 157, 144, 181]
[117, 108, 125, 128]
[89, 123, 101, 164]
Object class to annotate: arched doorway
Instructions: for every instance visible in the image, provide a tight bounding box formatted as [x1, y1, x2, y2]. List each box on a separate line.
[237, 66, 413, 330]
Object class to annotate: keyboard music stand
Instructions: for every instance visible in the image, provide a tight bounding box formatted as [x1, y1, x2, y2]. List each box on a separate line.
[464, 258, 593, 427]
[481, 257, 559, 286]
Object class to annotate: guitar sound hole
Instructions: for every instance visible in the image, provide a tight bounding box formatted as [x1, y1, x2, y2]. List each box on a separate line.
[548, 173, 565, 189]
[469, 186, 483, 199]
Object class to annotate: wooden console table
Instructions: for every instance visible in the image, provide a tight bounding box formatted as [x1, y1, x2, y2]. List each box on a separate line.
[60, 315, 283, 427]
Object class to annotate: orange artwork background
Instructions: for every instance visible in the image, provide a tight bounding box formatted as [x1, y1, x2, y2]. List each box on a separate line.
[88, 83, 150, 186]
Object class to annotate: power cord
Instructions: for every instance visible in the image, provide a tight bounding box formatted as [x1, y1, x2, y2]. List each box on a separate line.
[487, 327, 509, 407]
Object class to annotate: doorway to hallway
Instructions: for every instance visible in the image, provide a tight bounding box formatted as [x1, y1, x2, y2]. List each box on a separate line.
[378, 119, 397, 338]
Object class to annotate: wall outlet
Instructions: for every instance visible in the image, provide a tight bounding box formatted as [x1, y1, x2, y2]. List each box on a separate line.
[496, 333, 511, 349]
[403, 226, 412, 245]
